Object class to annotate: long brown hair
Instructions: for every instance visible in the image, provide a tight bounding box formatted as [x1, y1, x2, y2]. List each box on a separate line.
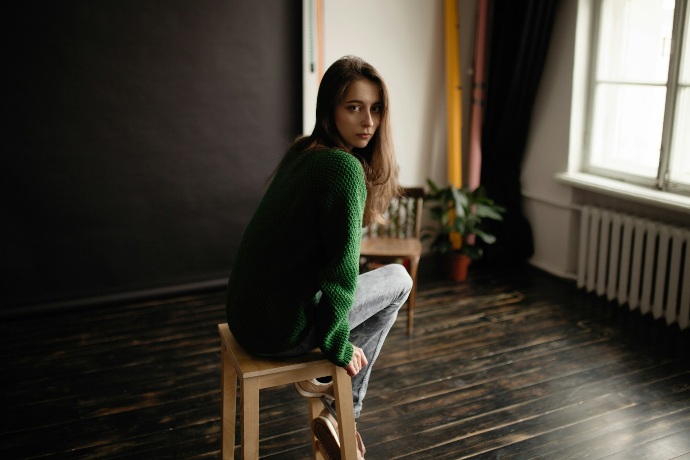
[285, 56, 398, 226]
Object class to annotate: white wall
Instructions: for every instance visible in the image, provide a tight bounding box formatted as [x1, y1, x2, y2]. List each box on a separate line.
[324, 0, 445, 187]
[303, 0, 478, 189]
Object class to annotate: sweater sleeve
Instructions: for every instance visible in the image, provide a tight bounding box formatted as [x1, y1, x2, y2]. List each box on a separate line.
[315, 153, 367, 367]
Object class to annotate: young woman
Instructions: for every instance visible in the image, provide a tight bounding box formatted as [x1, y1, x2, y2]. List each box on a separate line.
[226, 56, 412, 459]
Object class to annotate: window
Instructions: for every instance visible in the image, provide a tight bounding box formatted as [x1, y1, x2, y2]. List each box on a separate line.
[585, 0, 689, 195]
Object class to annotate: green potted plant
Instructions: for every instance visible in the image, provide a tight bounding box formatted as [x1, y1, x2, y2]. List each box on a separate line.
[422, 179, 505, 281]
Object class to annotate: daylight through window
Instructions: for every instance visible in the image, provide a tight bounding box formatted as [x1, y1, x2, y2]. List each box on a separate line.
[585, 0, 689, 194]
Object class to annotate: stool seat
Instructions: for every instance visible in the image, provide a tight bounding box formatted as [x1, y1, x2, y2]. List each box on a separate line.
[218, 323, 359, 459]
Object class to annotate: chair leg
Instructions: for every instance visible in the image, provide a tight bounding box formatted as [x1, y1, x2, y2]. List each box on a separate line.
[332, 366, 358, 459]
[308, 397, 327, 460]
[407, 256, 420, 335]
[221, 343, 237, 460]
[240, 377, 260, 460]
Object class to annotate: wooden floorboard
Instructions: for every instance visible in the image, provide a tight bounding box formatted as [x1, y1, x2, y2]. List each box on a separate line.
[1, 264, 688, 459]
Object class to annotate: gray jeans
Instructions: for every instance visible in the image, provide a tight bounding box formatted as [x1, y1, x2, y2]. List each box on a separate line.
[260, 264, 413, 418]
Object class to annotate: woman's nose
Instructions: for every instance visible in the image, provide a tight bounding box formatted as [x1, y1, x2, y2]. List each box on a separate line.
[362, 111, 374, 127]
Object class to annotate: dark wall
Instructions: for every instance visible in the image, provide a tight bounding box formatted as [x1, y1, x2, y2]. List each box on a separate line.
[4, 1, 302, 312]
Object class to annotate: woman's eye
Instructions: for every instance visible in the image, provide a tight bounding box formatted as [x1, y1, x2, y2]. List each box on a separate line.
[348, 105, 360, 111]
[371, 106, 381, 113]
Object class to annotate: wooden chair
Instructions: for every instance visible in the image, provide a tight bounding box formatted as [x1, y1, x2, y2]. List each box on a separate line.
[218, 323, 358, 460]
[360, 187, 424, 335]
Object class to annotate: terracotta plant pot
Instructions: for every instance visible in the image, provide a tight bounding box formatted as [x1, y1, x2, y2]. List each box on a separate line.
[445, 253, 471, 282]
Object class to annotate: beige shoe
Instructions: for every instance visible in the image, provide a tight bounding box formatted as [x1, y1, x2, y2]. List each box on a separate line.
[311, 408, 366, 460]
[294, 378, 335, 401]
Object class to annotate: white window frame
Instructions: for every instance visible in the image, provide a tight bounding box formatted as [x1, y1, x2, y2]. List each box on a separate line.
[581, 0, 689, 196]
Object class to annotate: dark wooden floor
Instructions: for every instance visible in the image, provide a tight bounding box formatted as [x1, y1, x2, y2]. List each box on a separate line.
[2, 264, 689, 459]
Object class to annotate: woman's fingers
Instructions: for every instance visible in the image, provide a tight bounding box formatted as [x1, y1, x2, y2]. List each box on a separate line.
[344, 363, 356, 377]
[358, 347, 368, 365]
[344, 346, 367, 377]
[359, 348, 368, 368]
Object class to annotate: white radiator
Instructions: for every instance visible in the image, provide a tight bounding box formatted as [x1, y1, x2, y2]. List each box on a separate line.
[577, 205, 690, 330]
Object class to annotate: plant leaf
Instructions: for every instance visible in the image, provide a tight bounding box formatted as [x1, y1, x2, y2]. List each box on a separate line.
[426, 178, 440, 194]
[473, 228, 496, 244]
[450, 185, 466, 218]
[460, 245, 483, 259]
[429, 206, 444, 221]
[475, 204, 504, 221]
[453, 216, 466, 234]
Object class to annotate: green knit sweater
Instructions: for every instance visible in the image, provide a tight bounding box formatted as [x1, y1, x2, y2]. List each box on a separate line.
[226, 148, 366, 367]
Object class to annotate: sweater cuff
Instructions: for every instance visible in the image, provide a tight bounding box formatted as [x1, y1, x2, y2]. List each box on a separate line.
[326, 340, 354, 367]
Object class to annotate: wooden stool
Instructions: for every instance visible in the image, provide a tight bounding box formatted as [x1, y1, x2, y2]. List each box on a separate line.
[218, 324, 359, 460]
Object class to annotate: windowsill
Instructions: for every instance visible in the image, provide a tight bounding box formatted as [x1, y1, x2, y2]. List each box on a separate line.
[554, 172, 690, 213]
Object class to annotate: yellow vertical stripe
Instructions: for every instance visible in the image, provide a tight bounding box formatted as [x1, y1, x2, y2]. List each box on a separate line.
[445, 0, 462, 188]
[445, 0, 463, 250]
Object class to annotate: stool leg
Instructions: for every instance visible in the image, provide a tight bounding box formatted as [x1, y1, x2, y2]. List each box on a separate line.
[221, 343, 237, 460]
[332, 366, 358, 459]
[240, 377, 260, 460]
[407, 256, 420, 336]
[308, 397, 326, 460]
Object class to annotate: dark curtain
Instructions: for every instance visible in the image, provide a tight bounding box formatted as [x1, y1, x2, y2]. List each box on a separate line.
[479, 0, 561, 267]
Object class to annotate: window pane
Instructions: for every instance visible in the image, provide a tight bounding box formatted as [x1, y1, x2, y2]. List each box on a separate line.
[589, 83, 665, 178]
[679, 3, 690, 84]
[669, 87, 690, 186]
[597, 0, 675, 83]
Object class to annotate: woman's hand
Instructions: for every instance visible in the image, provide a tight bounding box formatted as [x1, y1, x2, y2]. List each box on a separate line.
[344, 346, 368, 377]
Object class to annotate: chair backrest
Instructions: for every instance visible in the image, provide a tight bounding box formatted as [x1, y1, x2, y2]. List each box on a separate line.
[365, 187, 425, 239]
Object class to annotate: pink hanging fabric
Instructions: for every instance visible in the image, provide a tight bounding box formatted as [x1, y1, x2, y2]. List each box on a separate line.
[469, 0, 488, 192]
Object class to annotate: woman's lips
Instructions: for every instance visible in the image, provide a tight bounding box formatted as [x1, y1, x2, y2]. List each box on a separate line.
[357, 134, 372, 139]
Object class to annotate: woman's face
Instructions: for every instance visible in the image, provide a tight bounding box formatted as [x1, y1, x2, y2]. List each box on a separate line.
[334, 79, 381, 152]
